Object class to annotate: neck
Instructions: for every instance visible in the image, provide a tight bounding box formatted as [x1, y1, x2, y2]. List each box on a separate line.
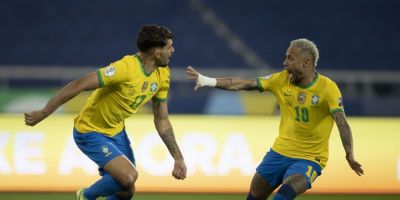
[299, 70, 317, 85]
[137, 52, 157, 74]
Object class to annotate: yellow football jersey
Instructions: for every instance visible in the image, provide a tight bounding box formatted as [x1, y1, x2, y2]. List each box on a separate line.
[256, 70, 344, 168]
[74, 55, 170, 136]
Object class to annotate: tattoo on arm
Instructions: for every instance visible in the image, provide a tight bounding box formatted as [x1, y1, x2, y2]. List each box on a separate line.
[216, 78, 235, 90]
[153, 102, 183, 161]
[334, 112, 353, 155]
[216, 78, 257, 91]
[159, 127, 184, 160]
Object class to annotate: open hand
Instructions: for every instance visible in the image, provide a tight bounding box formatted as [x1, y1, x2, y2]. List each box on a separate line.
[346, 153, 364, 176]
[186, 66, 202, 91]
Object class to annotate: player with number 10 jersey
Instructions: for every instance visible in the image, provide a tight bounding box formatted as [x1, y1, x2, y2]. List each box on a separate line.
[256, 70, 343, 168]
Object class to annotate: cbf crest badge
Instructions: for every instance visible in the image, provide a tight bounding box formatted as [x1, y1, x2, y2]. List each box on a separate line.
[150, 82, 158, 92]
[297, 92, 307, 104]
[101, 145, 112, 157]
[141, 81, 148, 92]
[311, 94, 319, 105]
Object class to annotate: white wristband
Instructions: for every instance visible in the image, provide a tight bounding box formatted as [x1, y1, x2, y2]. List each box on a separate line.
[197, 73, 217, 87]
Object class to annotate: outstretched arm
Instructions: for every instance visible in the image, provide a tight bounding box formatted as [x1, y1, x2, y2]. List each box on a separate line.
[152, 101, 187, 180]
[186, 66, 258, 91]
[25, 71, 100, 126]
[333, 111, 364, 176]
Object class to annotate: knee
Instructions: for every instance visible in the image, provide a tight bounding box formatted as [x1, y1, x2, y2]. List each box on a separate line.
[131, 168, 138, 182]
[115, 171, 138, 200]
[247, 191, 260, 200]
[119, 169, 138, 190]
[282, 173, 307, 194]
[249, 173, 274, 200]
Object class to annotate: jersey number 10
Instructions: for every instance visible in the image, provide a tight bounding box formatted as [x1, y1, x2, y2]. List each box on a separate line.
[295, 106, 309, 122]
[130, 95, 147, 110]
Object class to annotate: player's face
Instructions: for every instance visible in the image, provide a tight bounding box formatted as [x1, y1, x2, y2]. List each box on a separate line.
[155, 39, 174, 67]
[283, 45, 306, 84]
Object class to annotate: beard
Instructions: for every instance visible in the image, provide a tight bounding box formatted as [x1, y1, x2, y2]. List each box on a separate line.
[288, 70, 303, 85]
[289, 73, 299, 84]
[155, 58, 169, 67]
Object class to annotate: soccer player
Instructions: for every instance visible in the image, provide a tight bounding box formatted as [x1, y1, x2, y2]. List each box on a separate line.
[25, 24, 187, 200]
[186, 38, 364, 200]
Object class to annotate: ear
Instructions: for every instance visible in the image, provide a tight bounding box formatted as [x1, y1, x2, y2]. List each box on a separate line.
[153, 48, 161, 58]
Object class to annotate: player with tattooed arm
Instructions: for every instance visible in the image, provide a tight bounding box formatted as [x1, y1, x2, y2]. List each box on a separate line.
[25, 25, 187, 200]
[186, 38, 363, 200]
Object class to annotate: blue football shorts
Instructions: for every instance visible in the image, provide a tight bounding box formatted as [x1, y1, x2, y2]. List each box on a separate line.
[256, 149, 322, 189]
[73, 128, 135, 174]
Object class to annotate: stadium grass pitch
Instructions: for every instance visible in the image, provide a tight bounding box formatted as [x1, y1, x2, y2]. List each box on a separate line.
[0, 193, 399, 200]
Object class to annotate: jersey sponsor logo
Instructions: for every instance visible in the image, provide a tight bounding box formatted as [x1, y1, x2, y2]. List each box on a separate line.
[311, 94, 319, 105]
[284, 90, 293, 106]
[338, 97, 343, 107]
[150, 82, 158, 92]
[142, 81, 148, 92]
[104, 66, 116, 77]
[101, 145, 112, 157]
[297, 92, 307, 104]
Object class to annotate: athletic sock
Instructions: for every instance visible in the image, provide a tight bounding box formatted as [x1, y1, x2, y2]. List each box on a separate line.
[105, 195, 120, 200]
[83, 173, 123, 200]
[273, 184, 296, 200]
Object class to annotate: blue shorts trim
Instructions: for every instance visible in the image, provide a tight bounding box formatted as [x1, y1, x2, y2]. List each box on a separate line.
[73, 128, 135, 170]
[256, 149, 322, 189]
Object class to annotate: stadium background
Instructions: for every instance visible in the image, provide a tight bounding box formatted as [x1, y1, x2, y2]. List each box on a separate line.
[0, 0, 399, 199]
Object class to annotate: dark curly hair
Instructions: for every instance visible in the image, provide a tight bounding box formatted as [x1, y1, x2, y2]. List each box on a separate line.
[136, 24, 174, 52]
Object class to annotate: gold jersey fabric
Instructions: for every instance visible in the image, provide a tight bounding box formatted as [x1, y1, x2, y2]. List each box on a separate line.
[74, 55, 170, 137]
[256, 70, 344, 168]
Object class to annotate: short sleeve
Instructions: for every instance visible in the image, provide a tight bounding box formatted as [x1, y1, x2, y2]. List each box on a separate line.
[326, 81, 344, 114]
[255, 72, 281, 92]
[152, 67, 170, 102]
[97, 58, 130, 87]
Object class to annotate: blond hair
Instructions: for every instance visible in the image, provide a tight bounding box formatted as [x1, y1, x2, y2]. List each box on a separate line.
[290, 38, 319, 67]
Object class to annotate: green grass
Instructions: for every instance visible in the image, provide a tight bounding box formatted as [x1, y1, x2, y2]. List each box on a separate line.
[0, 193, 399, 200]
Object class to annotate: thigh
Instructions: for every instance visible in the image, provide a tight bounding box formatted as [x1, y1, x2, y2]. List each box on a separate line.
[283, 160, 322, 192]
[281, 173, 308, 195]
[103, 155, 137, 184]
[73, 130, 126, 168]
[249, 172, 275, 200]
[256, 149, 293, 189]
[109, 129, 136, 166]
[115, 144, 135, 165]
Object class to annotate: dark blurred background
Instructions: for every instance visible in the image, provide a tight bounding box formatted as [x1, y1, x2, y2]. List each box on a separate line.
[1, 0, 399, 116]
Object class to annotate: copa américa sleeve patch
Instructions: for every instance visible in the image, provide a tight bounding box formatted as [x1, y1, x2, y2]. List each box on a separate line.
[104, 66, 116, 77]
[262, 74, 272, 80]
[338, 97, 343, 107]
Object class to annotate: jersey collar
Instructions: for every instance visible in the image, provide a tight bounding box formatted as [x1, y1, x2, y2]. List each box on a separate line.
[297, 72, 319, 89]
[134, 54, 151, 77]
